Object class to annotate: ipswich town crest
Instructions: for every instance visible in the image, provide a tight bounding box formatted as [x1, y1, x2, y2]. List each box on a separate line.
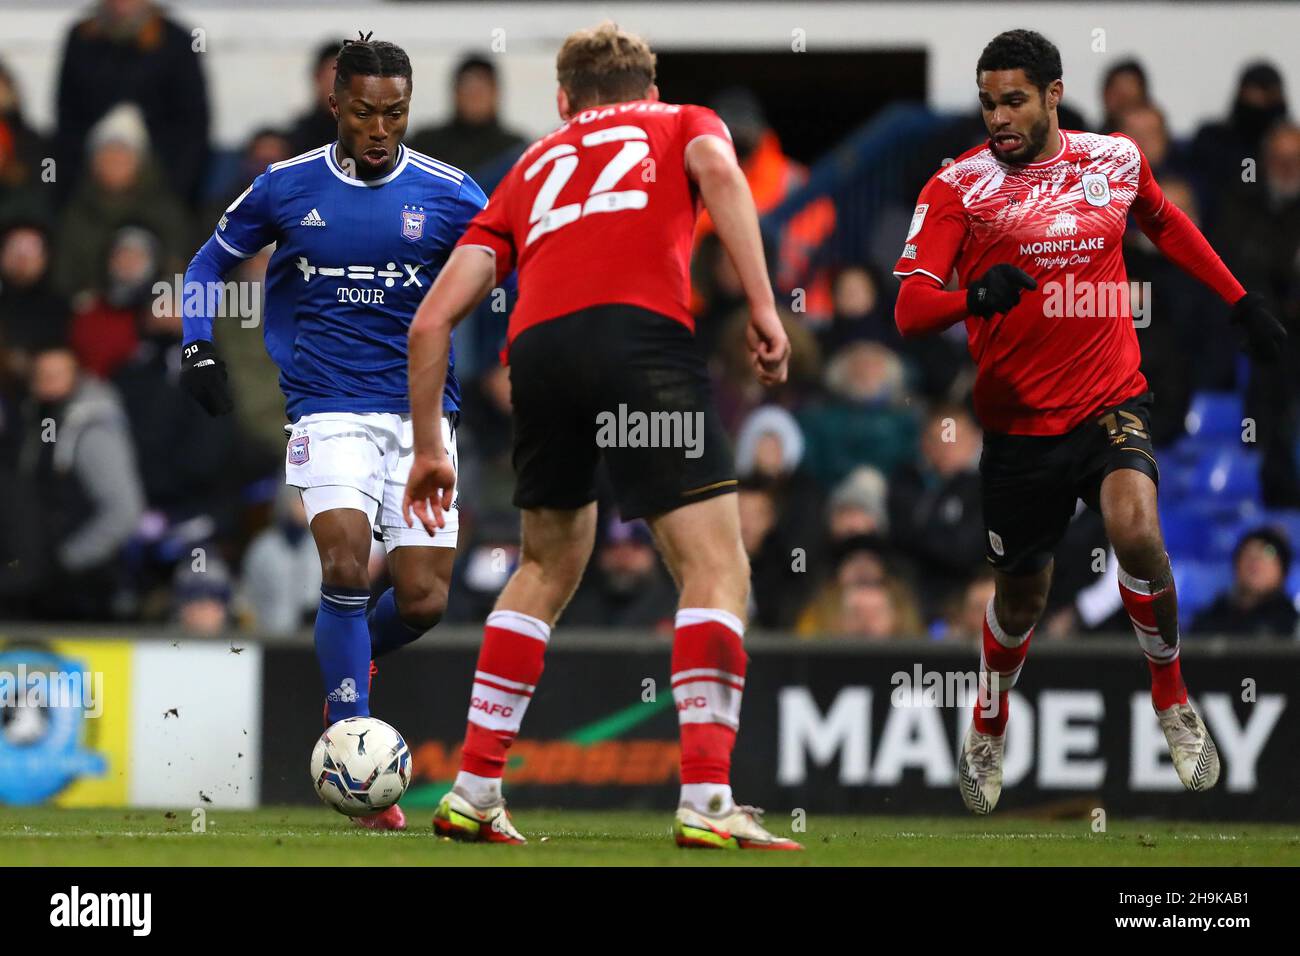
[288, 434, 310, 465]
[401, 206, 426, 242]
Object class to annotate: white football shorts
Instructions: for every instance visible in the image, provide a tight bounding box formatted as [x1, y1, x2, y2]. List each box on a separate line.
[285, 411, 459, 551]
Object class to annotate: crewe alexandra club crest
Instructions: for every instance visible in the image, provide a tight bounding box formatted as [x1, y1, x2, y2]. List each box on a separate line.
[1082, 173, 1112, 207]
[400, 205, 426, 242]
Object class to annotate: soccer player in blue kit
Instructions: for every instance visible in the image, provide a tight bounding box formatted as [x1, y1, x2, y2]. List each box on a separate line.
[180, 36, 487, 829]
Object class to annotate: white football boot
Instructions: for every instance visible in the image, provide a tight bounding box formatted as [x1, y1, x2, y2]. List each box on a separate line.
[1156, 701, 1221, 792]
[674, 803, 803, 850]
[958, 724, 1005, 815]
[433, 788, 527, 844]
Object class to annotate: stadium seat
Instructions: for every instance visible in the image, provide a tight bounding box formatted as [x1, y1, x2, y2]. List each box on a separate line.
[1162, 500, 1263, 560]
[1173, 559, 1232, 623]
[1197, 448, 1260, 499]
[1285, 564, 1300, 610]
[1183, 391, 1245, 441]
[1159, 503, 1204, 557]
[1159, 446, 1259, 503]
[1159, 454, 1200, 498]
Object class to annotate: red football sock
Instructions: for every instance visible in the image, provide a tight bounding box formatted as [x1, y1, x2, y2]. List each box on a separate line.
[973, 599, 1032, 736]
[671, 609, 747, 784]
[459, 610, 550, 778]
[1118, 568, 1187, 710]
[1146, 657, 1187, 711]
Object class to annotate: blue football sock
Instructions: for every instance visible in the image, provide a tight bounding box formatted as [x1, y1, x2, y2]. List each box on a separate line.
[368, 587, 428, 658]
[316, 585, 372, 722]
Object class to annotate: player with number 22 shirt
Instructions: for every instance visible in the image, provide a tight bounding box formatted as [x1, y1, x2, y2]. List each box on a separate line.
[402, 22, 798, 849]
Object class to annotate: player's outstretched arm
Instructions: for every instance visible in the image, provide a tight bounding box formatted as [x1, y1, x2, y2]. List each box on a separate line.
[179, 240, 242, 416]
[1134, 204, 1287, 361]
[403, 246, 496, 535]
[1227, 293, 1287, 362]
[686, 135, 789, 386]
[181, 172, 279, 416]
[1129, 149, 1286, 361]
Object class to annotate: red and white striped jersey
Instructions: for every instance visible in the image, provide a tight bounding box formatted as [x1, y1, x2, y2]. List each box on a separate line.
[895, 130, 1156, 434]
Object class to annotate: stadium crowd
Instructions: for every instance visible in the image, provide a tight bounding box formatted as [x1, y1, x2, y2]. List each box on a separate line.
[1, 0, 1298, 641]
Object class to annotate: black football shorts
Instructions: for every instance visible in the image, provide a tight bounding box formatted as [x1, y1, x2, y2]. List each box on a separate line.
[980, 390, 1161, 575]
[508, 303, 737, 520]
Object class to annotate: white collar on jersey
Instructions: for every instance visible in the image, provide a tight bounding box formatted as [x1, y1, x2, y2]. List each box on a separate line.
[325, 142, 410, 187]
[1009, 129, 1071, 169]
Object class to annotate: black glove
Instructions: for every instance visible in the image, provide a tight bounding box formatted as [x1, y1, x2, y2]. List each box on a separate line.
[1230, 292, 1287, 363]
[967, 264, 1038, 318]
[180, 339, 234, 415]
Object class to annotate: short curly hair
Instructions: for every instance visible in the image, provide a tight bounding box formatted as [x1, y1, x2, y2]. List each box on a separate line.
[976, 30, 1062, 92]
[556, 22, 656, 111]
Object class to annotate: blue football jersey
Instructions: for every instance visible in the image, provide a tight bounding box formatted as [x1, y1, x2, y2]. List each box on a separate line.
[187, 142, 486, 418]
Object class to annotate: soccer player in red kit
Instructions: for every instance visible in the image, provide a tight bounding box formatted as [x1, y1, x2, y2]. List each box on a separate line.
[894, 30, 1286, 814]
[401, 23, 798, 848]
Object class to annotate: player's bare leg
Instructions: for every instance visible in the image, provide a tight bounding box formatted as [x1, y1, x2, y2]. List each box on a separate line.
[959, 562, 1050, 814]
[310, 507, 407, 830]
[493, 504, 598, 623]
[434, 504, 597, 844]
[1101, 468, 1219, 791]
[371, 545, 452, 656]
[649, 495, 801, 850]
[371, 413, 461, 663]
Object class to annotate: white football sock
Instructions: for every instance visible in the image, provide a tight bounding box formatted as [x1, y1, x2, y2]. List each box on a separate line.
[454, 770, 503, 808]
[680, 783, 734, 815]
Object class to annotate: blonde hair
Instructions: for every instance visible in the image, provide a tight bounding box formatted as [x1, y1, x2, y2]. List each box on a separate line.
[556, 22, 656, 111]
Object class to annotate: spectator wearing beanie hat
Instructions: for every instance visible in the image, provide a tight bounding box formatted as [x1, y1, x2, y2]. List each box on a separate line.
[1191, 526, 1299, 637]
[53, 102, 187, 299]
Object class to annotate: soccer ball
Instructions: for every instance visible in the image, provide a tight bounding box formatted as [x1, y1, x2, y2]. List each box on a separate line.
[310, 716, 412, 817]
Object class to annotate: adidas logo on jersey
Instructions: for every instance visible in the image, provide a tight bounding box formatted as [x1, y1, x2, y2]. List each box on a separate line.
[300, 208, 327, 227]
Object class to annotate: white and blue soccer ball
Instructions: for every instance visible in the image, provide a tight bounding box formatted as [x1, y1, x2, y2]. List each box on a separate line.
[311, 716, 412, 817]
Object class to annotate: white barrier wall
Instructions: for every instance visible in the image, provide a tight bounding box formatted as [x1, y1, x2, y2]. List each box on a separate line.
[0, 637, 261, 809]
[127, 641, 262, 809]
[2, 2, 1298, 146]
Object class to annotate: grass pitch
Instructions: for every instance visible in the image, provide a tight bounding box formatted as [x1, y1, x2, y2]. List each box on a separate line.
[2, 807, 1298, 865]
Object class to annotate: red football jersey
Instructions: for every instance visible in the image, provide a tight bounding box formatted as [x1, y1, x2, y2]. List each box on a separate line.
[894, 130, 1158, 435]
[458, 100, 731, 350]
